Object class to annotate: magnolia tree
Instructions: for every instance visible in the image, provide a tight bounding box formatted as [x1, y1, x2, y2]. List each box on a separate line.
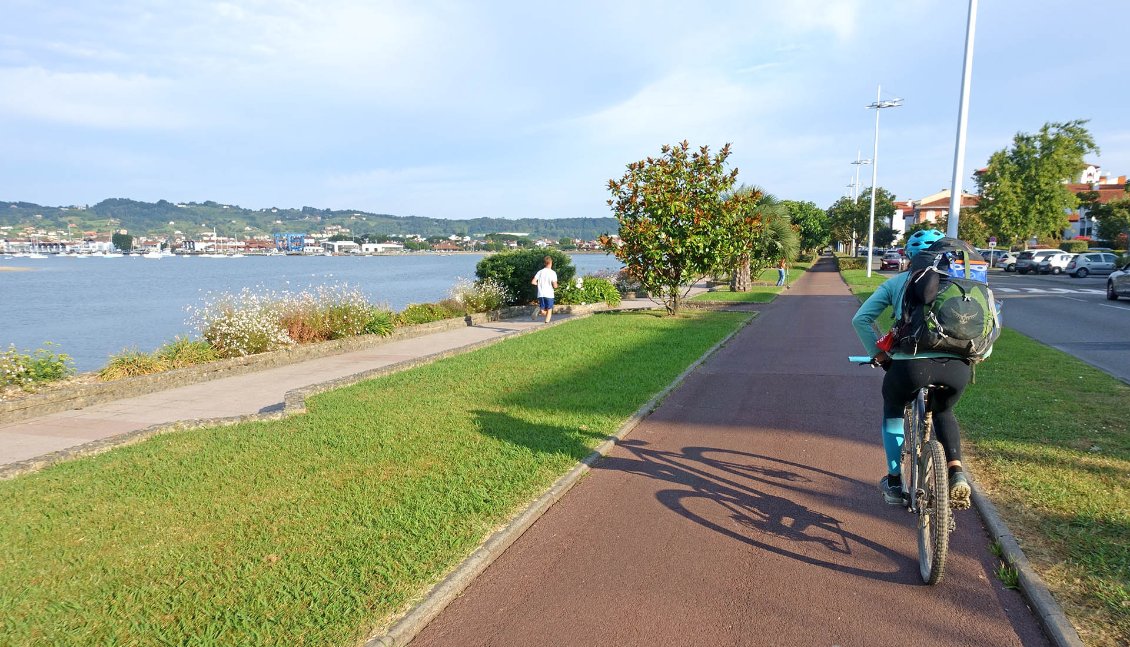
[601, 141, 749, 314]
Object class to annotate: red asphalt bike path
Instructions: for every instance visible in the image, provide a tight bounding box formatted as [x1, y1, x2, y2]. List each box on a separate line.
[410, 258, 1049, 647]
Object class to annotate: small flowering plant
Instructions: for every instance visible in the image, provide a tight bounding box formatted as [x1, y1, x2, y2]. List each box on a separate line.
[1, 342, 75, 390]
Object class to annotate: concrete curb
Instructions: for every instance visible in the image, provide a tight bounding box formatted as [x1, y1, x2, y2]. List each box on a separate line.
[970, 479, 1085, 647]
[0, 307, 608, 481]
[363, 312, 758, 647]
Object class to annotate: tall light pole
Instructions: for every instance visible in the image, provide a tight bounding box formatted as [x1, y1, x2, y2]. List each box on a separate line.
[851, 152, 871, 254]
[866, 86, 903, 277]
[947, 0, 979, 238]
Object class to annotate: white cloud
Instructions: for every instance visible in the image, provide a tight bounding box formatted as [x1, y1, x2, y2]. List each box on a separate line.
[0, 67, 190, 129]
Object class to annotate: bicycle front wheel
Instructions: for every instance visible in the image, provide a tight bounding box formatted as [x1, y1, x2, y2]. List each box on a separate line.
[916, 439, 951, 584]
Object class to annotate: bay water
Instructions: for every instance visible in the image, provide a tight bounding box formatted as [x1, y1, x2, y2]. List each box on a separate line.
[0, 253, 622, 372]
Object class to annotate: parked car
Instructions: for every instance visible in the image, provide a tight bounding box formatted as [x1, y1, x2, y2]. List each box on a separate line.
[1067, 252, 1120, 278]
[1106, 262, 1130, 300]
[1038, 253, 1076, 275]
[1014, 249, 1062, 274]
[980, 249, 1011, 267]
[880, 251, 907, 271]
[995, 251, 1019, 271]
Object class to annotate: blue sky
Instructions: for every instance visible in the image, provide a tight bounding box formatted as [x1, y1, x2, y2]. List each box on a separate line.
[2, 1, 1128, 220]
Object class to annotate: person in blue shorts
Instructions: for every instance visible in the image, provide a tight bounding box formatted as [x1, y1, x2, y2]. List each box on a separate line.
[531, 256, 559, 323]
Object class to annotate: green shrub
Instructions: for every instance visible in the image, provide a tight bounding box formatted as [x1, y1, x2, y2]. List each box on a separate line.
[394, 301, 465, 327]
[557, 276, 622, 306]
[1, 343, 75, 389]
[99, 349, 171, 381]
[1059, 240, 1089, 253]
[836, 256, 867, 271]
[364, 308, 395, 336]
[157, 337, 219, 368]
[100, 338, 220, 381]
[475, 249, 575, 305]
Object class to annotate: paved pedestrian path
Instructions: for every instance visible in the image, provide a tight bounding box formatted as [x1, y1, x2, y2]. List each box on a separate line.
[1, 294, 681, 469]
[411, 258, 1048, 647]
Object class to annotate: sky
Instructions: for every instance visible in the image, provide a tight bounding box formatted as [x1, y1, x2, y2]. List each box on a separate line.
[2, 1, 1128, 220]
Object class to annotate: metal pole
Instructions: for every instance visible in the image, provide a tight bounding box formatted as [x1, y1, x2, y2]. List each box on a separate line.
[947, 0, 978, 239]
[867, 85, 881, 278]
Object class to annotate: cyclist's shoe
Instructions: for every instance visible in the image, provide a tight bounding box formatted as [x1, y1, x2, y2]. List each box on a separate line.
[949, 471, 971, 510]
[880, 475, 904, 506]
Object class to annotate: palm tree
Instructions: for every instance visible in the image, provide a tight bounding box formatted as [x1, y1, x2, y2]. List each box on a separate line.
[725, 186, 799, 291]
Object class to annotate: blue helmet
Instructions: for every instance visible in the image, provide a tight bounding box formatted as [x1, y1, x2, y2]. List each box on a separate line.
[905, 229, 945, 258]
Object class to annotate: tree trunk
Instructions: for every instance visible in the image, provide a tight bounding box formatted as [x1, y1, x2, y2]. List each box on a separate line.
[730, 255, 751, 292]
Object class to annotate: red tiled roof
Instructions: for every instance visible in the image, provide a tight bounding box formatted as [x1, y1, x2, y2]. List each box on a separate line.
[917, 195, 979, 209]
[1069, 182, 1129, 204]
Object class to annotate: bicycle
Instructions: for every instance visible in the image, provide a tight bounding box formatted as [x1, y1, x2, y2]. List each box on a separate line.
[850, 356, 953, 584]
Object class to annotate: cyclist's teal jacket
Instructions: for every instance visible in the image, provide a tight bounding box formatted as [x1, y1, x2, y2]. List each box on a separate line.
[851, 271, 986, 361]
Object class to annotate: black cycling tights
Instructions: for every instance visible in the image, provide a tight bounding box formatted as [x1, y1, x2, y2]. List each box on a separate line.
[882, 358, 972, 464]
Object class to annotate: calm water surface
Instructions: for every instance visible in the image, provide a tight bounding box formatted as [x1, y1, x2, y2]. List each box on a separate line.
[0, 253, 622, 371]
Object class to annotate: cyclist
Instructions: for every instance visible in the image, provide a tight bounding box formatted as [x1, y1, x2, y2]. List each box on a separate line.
[851, 229, 975, 509]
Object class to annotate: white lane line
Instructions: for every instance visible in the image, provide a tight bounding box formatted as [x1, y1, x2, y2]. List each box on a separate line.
[1098, 302, 1130, 311]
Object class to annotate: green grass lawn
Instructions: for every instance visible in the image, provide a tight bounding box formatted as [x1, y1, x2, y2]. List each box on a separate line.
[0, 311, 750, 647]
[838, 267, 1129, 645]
[690, 266, 808, 303]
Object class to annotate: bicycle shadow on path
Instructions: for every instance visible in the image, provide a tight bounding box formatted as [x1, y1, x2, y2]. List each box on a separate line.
[474, 409, 912, 584]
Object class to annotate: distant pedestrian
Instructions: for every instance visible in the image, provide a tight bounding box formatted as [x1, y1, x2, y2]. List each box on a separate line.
[531, 256, 559, 323]
[776, 257, 788, 287]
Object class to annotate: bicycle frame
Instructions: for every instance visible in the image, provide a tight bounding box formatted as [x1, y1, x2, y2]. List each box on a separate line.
[902, 387, 930, 514]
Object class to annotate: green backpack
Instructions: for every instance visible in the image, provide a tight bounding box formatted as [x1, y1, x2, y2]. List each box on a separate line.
[893, 238, 1001, 361]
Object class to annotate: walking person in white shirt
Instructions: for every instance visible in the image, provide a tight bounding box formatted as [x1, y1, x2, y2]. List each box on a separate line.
[531, 256, 559, 323]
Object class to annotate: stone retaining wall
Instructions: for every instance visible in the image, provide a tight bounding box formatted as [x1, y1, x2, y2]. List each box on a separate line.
[0, 303, 605, 425]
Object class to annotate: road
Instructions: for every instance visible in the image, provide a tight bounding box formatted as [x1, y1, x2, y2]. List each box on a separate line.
[873, 265, 1130, 383]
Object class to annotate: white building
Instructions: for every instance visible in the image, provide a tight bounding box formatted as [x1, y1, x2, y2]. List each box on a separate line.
[360, 242, 405, 254]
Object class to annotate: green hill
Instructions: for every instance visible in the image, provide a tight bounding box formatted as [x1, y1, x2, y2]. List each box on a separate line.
[0, 199, 618, 240]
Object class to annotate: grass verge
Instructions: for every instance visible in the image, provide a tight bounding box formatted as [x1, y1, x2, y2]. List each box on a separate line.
[0, 310, 750, 646]
[690, 266, 809, 303]
[838, 267, 1129, 646]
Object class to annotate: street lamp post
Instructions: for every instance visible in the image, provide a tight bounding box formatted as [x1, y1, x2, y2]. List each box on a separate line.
[866, 86, 903, 278]
[851, 152, 872, 254]
[947, 0, 979, 238]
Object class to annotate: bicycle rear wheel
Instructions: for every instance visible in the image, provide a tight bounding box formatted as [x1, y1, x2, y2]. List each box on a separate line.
[916, 438, 951, 584]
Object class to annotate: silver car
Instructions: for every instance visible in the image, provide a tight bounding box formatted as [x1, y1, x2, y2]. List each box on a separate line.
[1067, 252, 1120, 278]
[1106, 262, 1130, 300]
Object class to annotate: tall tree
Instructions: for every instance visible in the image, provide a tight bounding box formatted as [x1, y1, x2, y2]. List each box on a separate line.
[938, 208, 991, 246]
[716, 187, 796, 292]
[781, 200, 829, 254]
[602, 141, 748, 314]
[976, 120, 1098, 247]
[826, 187, 896, 252]
[1092, 192, 1130, 245]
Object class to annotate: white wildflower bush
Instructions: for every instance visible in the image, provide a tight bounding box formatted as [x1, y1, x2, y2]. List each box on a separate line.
[448, 277, 510, 313]
[187, 287, 294, 358]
